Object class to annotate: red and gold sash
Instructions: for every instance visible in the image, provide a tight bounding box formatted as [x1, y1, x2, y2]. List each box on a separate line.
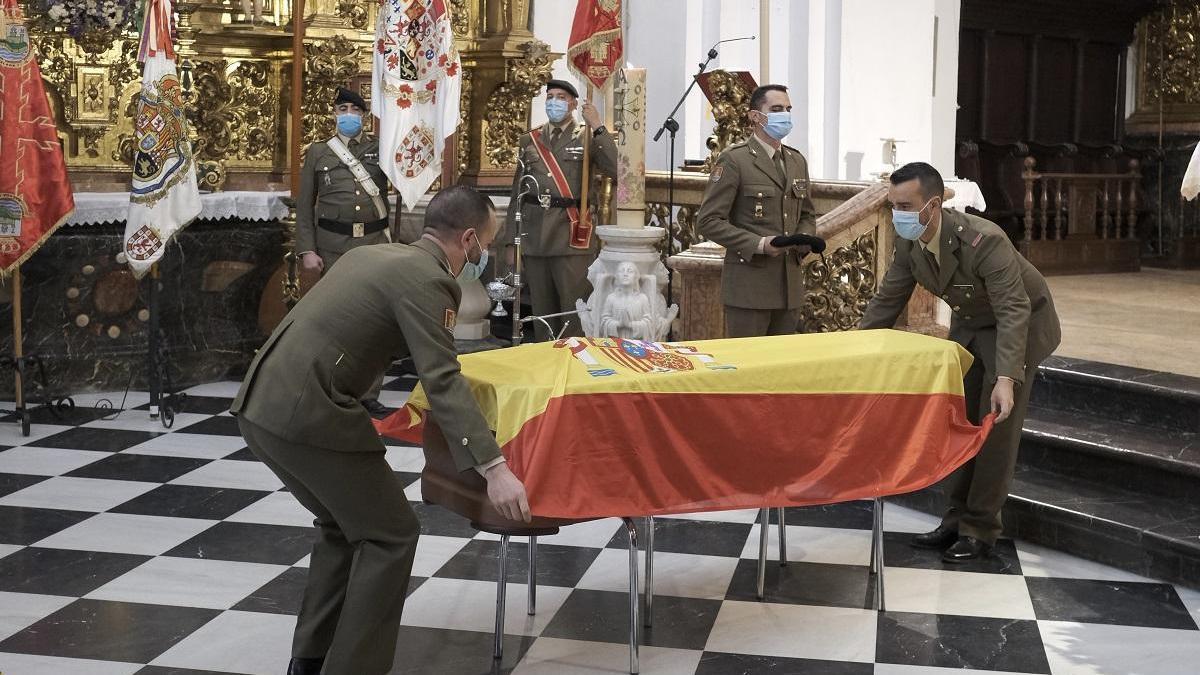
[529, 128, 592, 249]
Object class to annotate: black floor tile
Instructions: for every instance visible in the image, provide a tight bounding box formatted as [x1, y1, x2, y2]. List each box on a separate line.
[433, 539, 602, 587]
[110, 484, 273, 520]
[137, 667, 238, 675]
[173, 415, 243, 436]
[28, 427, 163, 452]
[410, 501, 481, 538]
[389, 625, 531, 674]
[542, 588, 722, 651]
[0, 505, 94, 545]
[608, 518, 752, 558]
[163, 521, 315, 565]
[223, 447, 259, 462]
[232, 566, 308, 615]
[875, 611, 1051, 673]
[762, 501, 876, 530]
[0, 546, 150, 595]
[882, 531, 1023, 575]
[65, 453, 211, 483]
[0, 472, 45, 498]
[696, 652, 874, 674]
[0, 598, 219, 663]
[725, 559, 875, 609]
[395, 471, 421, 488]
[0, 405, 118, 427]
[1026, 576, 1198, 630]
[135, 395, 234, 415]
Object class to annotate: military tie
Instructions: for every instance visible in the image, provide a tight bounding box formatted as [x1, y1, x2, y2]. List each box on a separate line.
[774, 151, 786, 181]
[550, 127, 562, 146]
[924, 247, 940, 275]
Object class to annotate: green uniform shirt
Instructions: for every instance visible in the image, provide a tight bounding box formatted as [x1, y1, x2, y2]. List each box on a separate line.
[295, 135, 392, 260]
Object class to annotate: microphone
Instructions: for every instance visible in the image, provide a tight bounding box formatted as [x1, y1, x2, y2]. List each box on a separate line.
[705, 36, 756, 60]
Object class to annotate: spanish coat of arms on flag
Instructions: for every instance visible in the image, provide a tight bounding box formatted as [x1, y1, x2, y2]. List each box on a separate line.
[373, 0, 462, 210]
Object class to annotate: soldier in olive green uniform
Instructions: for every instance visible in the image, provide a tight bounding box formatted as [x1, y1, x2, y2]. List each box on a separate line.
[295, 88, 394, 414]
[504, 79, 618, 341]
[233, 186, 531, 675]
[860, 162, 1061, 562]
[697, 84, 818, 338]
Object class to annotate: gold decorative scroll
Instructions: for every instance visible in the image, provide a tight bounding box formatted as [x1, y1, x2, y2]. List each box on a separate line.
[483, 39, 554, 169]
[704, 69, 755, 172]
[799, 233, 877, 333]
[302, 35, 361, 146]
[1129, 0, 1200, 133]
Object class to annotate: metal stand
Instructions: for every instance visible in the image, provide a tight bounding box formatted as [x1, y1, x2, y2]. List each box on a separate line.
[146, 263, 184, 428]
[3, 268, 74, 436]
[487, 165, 540, 346]
[870, 497, 886, 612]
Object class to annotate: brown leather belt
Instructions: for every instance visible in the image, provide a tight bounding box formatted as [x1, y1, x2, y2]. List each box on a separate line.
[317, 218, 388, 238]
[522, 195, 581, 209]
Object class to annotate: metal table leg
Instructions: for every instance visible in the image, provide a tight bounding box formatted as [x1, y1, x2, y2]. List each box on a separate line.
[494, 534, 510, 659]
[528, 535, 537, 616]
[621, 518, 641, 674]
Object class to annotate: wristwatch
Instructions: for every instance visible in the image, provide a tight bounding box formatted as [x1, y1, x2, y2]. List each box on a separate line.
[593, 125, 607, 136]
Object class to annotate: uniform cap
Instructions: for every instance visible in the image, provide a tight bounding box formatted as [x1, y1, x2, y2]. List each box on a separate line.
[335, 87, 367, 111]
[546, 79, 579, 98]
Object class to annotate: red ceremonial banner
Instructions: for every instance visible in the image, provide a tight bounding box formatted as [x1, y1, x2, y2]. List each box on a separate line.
[0, 0, 75, 273]
[567, 0, 623, 91]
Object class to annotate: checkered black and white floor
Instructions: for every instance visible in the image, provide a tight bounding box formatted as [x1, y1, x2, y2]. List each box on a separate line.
[2, 374, 1200, 674]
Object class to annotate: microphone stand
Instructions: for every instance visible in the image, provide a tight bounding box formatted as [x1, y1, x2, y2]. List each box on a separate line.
[653, 45, 721, 309]
[490, 160, 541, 346]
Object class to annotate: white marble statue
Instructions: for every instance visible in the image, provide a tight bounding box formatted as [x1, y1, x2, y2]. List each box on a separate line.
[577, 258, 677, 341]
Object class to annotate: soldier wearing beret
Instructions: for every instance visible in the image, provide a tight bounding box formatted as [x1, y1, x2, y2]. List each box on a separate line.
[860, 161, 1062, 562]
[295, 87, 394, 414]
[697, 84, 819, 338]
[503, 79, 618, 341]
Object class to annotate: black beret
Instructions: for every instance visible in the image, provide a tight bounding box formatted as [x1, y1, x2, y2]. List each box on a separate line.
[335, 87, 367, 111]
[546, 79, 579, 98]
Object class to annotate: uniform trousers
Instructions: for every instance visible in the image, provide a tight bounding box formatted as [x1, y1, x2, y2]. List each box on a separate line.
[238, 418, 419, 675]
[723, 306, 804, 338]
[940, 328, 1037, 545]
[524, 254, 593, 341]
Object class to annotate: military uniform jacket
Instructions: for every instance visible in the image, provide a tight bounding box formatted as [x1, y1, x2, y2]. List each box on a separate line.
[503, 120, 618, 257]
[860, 209, 1062, 385]
[696, 139, 818, 309]
[231, 239, 502, 472]
[295, 135, 392, 256]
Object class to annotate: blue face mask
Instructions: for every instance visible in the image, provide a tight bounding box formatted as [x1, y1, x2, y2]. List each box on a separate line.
[545, 98, 570, 124]
[336, 113, 362, 137]
[761, 111, 793, 140]
[458, 235, 489, 282]
[892, 198, 935, 241]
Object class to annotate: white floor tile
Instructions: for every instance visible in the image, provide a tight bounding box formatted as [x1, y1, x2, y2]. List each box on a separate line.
[403, 479, 423, 502]
[874, 666, 1042, 675]
[739, 525, 872, 567]
[1174, 586, 1200, 632]
[0, 653, 141, 675]
[577, 549, 738, 601]
[0, 447, 109, 476]
[385, 445, 425, 472]
[1038, 620, 1200, 675]
[181, 381, 244, 398]
[150, 610, 295, 675]
[0, 476, 157, 511]
[882, 567, 1036, 620]
[87, 557, 287, 610]
[476, 518, 624, 549]
[705, 600, 877, 662]
[122, 432, 247, 460]
[0, 423, 72, 447]
[659, 508, 761, 524]
[376, 390, 412, 409]
[226, 492, 313, 528]
[65, 391, 151, 410]
[401, 577, 571, 636]
[512, 637, 700, 675]
[83, 412, 210, 433]
[294, 554, 311, 568]
[34, 513, 217, 555]
[881, 502, 943, 533]
[1016, 541, 1154, 583]
[0, 543, 22, 560]
[170, 459, 284, 492]
[0, 591, 75, 641]
[410, 535, 472, 577]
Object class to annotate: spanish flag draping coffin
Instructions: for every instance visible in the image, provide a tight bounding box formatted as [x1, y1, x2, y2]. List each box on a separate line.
[377, 329, 993, 518]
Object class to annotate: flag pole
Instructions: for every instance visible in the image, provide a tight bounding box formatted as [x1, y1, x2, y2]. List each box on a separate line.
[581, 83, 593, 230]
[11, 267, 24, 427]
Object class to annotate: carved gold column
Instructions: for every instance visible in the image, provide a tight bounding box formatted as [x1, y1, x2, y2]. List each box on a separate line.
[1128, 0, 1200, 134]
[455, 0, 559, 188]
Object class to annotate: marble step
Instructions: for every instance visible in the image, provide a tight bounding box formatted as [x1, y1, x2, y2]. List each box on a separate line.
[891, 466, 1200, 587]
[1031, 356, 1200, 434]
[1021, 406, 1200, 504]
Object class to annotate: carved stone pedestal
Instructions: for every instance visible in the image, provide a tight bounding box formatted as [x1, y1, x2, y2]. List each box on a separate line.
[666, 241, 726, 341]
[576, 226, 678, 341]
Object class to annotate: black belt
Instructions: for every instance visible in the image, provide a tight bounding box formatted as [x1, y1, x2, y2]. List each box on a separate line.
[317, 218, 389, 237]
[522, 195, 581, 209]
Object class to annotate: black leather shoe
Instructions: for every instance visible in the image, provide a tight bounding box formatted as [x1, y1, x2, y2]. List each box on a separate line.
[942, 536, 993, 562]
[910, 525, 958, 550]
[287, 656, 324, 675]
[361, 398, 392, 417]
